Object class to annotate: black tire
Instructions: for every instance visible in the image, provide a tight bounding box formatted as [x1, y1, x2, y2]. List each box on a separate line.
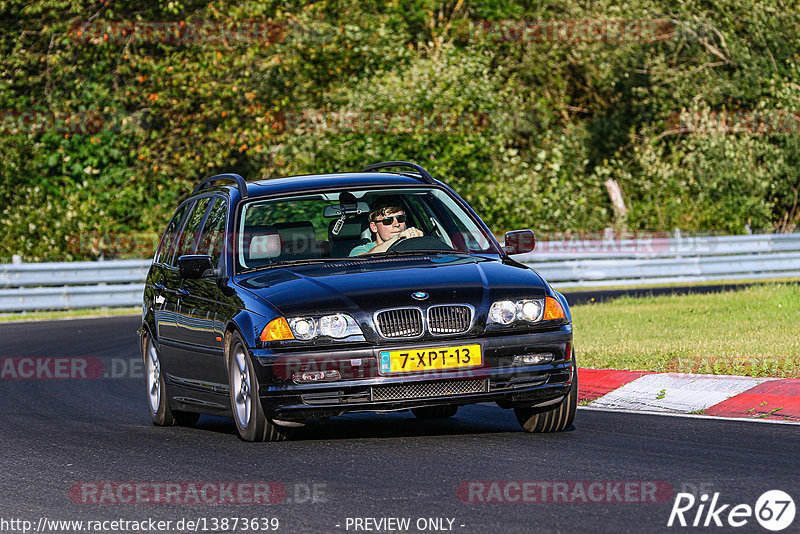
[514, 363, 578, 433]
[412, 405, 459, 419]
[227, 331, 293, 442]
[144, 334, 199, 427]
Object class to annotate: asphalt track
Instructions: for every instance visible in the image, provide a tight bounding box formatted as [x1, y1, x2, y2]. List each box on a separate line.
[1, 316, 799, 533]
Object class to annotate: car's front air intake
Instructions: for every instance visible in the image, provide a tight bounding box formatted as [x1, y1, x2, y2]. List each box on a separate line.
[372, 379, 487, 401]
[427, 305, 472, 335]
[376, 308, 423, 338]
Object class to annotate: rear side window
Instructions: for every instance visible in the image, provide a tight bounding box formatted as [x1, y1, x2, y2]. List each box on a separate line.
[173, 196, 212, 264]
[155, 202, 190, 265]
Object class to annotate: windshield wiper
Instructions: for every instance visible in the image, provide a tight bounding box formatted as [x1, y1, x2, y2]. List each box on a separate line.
[381, 249, 468, 257]
[241, 258, 334, 272]
[239, 251, 471, 273]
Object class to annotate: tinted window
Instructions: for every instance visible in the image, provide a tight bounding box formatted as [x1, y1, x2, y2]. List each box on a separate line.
[236, 188, 498, 271]
[173, 196, 212, 264]
[428, 190, 492, 252]
[196, 198, 227, 267]
[155, 202, 190, 265]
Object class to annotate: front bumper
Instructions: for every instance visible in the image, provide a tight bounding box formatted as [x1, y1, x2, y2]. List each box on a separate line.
[250, 326, 574, 419]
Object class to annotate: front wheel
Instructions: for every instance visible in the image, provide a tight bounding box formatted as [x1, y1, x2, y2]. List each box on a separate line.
[514, 363, 578, 433]
[228, 332, 293, 442]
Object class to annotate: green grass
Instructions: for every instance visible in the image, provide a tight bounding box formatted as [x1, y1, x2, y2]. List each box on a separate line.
[572, 283, 800, 378]
[0, 307, 140, 322]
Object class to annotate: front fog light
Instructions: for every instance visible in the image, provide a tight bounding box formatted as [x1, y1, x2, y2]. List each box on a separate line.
[513, 353, 554, 365]
[488, 300, 516, 325]
[293, 370, 341, 382]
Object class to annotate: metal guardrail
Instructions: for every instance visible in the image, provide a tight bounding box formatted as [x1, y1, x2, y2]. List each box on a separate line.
[0, 259, 150, 287]
[519, 233, 800, 260]
[516, 232, 800, 289]
[0, 283, 146, 311]
[0, 260, 149, 312]
[1, 233, 798, 311]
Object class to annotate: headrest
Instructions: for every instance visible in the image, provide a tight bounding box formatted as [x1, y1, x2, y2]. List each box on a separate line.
[273, 221, 317, 257]
[243, 225, 281, 261]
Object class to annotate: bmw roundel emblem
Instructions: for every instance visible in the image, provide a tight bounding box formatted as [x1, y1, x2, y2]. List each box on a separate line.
[411, 291, 429, 300]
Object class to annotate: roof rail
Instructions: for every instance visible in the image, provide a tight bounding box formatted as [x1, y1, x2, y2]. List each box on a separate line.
[193, 173, 248, 199]
[360, 161, 436, 185]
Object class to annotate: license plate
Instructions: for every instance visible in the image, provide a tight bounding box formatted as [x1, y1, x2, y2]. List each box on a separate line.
[378, 344, 482, 374]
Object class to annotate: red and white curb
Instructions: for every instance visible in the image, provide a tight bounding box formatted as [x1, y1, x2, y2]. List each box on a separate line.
[578, 368, 800, 421]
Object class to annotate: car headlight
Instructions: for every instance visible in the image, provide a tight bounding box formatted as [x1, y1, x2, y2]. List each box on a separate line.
[488, 297, 563, 325]
[319, 314, 352, 338]
[519, 299, 543, 321]
[289, 317, 317, 340]
[488, 300, 517, 325]
[287, 313, 362, 340]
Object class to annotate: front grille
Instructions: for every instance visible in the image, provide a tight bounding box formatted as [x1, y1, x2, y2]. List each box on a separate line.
[376, 308, 423, 338]
[428, 305, 472, 335]
[372, 379, 486, 401]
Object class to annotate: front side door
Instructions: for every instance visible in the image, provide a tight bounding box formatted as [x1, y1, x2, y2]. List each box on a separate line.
[176, 196, 229, 387]
[162, 196, 212, 387]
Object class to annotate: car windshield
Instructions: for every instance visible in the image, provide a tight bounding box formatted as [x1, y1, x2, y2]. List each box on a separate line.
[236, 187, 498, 271]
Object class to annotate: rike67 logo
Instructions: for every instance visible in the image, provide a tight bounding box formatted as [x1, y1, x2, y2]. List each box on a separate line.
[668, 490, 795, 531]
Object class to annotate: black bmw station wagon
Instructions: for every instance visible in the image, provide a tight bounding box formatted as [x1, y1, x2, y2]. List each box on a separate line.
[140, 162, 577, 441]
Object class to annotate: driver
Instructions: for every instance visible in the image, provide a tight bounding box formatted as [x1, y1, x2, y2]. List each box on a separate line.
[349, 199, 424, 256]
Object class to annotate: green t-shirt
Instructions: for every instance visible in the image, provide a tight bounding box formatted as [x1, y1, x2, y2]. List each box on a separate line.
[349, 241, 376, 256]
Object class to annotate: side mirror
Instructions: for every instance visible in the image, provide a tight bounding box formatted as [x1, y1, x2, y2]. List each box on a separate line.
[178, 255, 214, 279]
[503, 229, 536, 255]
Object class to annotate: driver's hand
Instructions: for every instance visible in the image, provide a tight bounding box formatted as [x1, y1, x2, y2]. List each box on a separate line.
[399, 227, 424, 239]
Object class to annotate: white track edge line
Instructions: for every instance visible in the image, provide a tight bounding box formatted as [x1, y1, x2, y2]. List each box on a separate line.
[578, 405, 800, 426]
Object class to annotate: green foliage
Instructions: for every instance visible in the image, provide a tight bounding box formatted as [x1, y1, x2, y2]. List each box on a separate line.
[1, 0, 799, 261]
[597, 124, 780, 232]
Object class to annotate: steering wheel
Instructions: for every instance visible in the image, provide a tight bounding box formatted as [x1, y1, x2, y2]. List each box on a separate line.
[386, 234, 454, 253]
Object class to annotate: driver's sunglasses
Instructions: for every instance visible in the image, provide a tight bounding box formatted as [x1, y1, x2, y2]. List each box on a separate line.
[375, 214, 407, 226]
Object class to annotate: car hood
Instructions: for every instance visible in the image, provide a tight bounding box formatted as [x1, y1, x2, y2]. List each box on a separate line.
[234, 254, 548, 319]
